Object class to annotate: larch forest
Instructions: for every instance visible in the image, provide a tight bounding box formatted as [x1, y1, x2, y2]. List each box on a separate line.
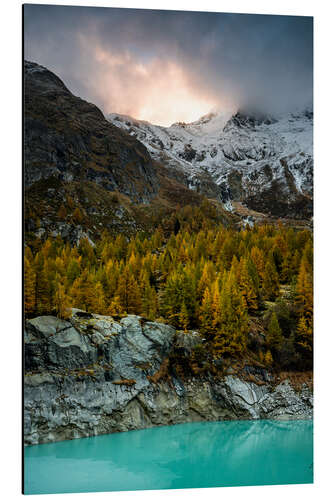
[24, 202, 313, 375]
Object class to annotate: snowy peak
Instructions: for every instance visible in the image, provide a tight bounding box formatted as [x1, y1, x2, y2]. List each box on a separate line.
[170, 110, 235, 137]
[107, 108, 313, 220]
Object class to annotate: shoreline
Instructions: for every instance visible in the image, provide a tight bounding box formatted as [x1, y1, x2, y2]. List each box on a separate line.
[24, 313, 313, 446]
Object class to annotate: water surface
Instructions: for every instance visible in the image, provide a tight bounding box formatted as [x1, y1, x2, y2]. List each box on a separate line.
[24, 419, 313, 494]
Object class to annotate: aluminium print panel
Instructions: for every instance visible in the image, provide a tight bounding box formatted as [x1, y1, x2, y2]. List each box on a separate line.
[23, 3, 313, 495]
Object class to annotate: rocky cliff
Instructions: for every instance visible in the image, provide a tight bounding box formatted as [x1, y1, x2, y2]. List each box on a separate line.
[24, 312, 313, 446]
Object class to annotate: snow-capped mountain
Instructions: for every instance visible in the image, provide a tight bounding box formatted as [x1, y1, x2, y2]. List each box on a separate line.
[107, 108, 313, 219]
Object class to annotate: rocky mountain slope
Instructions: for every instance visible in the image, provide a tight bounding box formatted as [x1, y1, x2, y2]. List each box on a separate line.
[24, 312, 313, 445]
[24, 61, 236, 243]
[107, 108, 313, 219]
[24, 61, 158, 200]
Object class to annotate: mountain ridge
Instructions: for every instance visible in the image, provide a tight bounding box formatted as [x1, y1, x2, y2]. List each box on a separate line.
[24, 60, 313, 246]
[24, 61, 235, 243]
[107, 106, 313, 219]
[24, 60, 158, 200]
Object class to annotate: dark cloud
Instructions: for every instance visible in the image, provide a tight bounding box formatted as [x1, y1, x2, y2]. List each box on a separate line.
[24, 5, 313, 124]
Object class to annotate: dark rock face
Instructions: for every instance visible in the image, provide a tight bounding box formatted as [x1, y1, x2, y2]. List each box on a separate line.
[24, 61, 158, 202]
[223, 110, 277, 132]
[24, 313, 313, 446]
[245, 182, 313, 218]
[25, 316, 97, 370]
[179, 144, 197, 162]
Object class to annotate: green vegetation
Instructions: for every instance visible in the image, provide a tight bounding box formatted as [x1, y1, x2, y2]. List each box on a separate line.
[24, 211, 313, 371]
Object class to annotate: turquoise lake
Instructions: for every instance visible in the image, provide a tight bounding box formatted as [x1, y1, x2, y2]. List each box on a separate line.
[24, 419, 313, 494]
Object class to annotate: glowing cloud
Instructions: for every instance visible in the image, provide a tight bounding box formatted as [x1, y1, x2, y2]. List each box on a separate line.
[82, 40, 218, 126]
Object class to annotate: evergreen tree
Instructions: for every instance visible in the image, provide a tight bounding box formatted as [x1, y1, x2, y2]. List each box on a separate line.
[281, 251, 293, 284]
[239, 257, 258, 313]
[70, 270, 104, 313]
[57, 204, 67, 220]
[197, 261, 214, 300]
[34, 255, 53, 315]
[295, 257, 313, 319]
[266, 312, 283, 351]
[54, 280, 71, 319]
[117, 267, 142, 315]
[91, 282, 106, 314]
[24, 255, 36, 316]
[262, 259, 280, 301]
[108, 295, 124, 316]
[214, 270, 248, 357]
[140, 270, 158, 320]
[198, 287, 214, 337]
[211, 279, 222, 329]
[73, 207, 84, 224]
[264, 350, 273, 365]
[296, 315, 313, 354]
[294, 253, 313, 355]
[179, 302, 190, 332]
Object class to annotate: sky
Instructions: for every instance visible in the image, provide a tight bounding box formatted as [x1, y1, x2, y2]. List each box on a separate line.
[24, 5, 313, 126]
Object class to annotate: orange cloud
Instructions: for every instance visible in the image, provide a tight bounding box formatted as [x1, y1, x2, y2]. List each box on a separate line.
[78, 35, 218, 126]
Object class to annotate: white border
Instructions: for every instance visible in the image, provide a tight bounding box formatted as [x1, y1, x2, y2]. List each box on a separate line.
[1, 1, 332, 499]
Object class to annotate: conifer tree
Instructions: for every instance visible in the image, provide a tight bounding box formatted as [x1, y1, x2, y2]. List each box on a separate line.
[54, 281, 71, 319]
[41, 238, 53, 259]
[197, 261, 214, 300]
[159, 267, 195, 327]
[264, 350, 273, 365]
[128, 252, 141, 277]
[104, 260, 119, 299]
[140, 270, 158, 320]
[294, 253, 313, 354]
[179, 302, 190, 332]
[57, 204, 67, 220]
[73, 207, 83, 224]
[66, 195, 75, 210]
[24, 255, 36, 316]
[198, 287, 214, 337]
[250, 247, 265, 282]
[211, 279, 222, 329]
[220, 236, 236, 269]
[281, 251, 293, 283]
[239, 258, 258, 313]
[70, 270, 103, 313]
[295, 257, 313, 319]
[91, 282, 106, 314]
[78, 237, 95, 263]
[262, 259, 280, 301]
[296, 315, 313, 354]
[214, 270, 248, 356]
[34, 255, 53, 315]
[230, 255, 240, 281]
[266, 312, 283, 351]
[108, 295, 124, 316]
[117, 267, 142, 315]
[291, 249, 301, 276]
[66, 258, 81, 286]
[147, 287, 159, 320]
